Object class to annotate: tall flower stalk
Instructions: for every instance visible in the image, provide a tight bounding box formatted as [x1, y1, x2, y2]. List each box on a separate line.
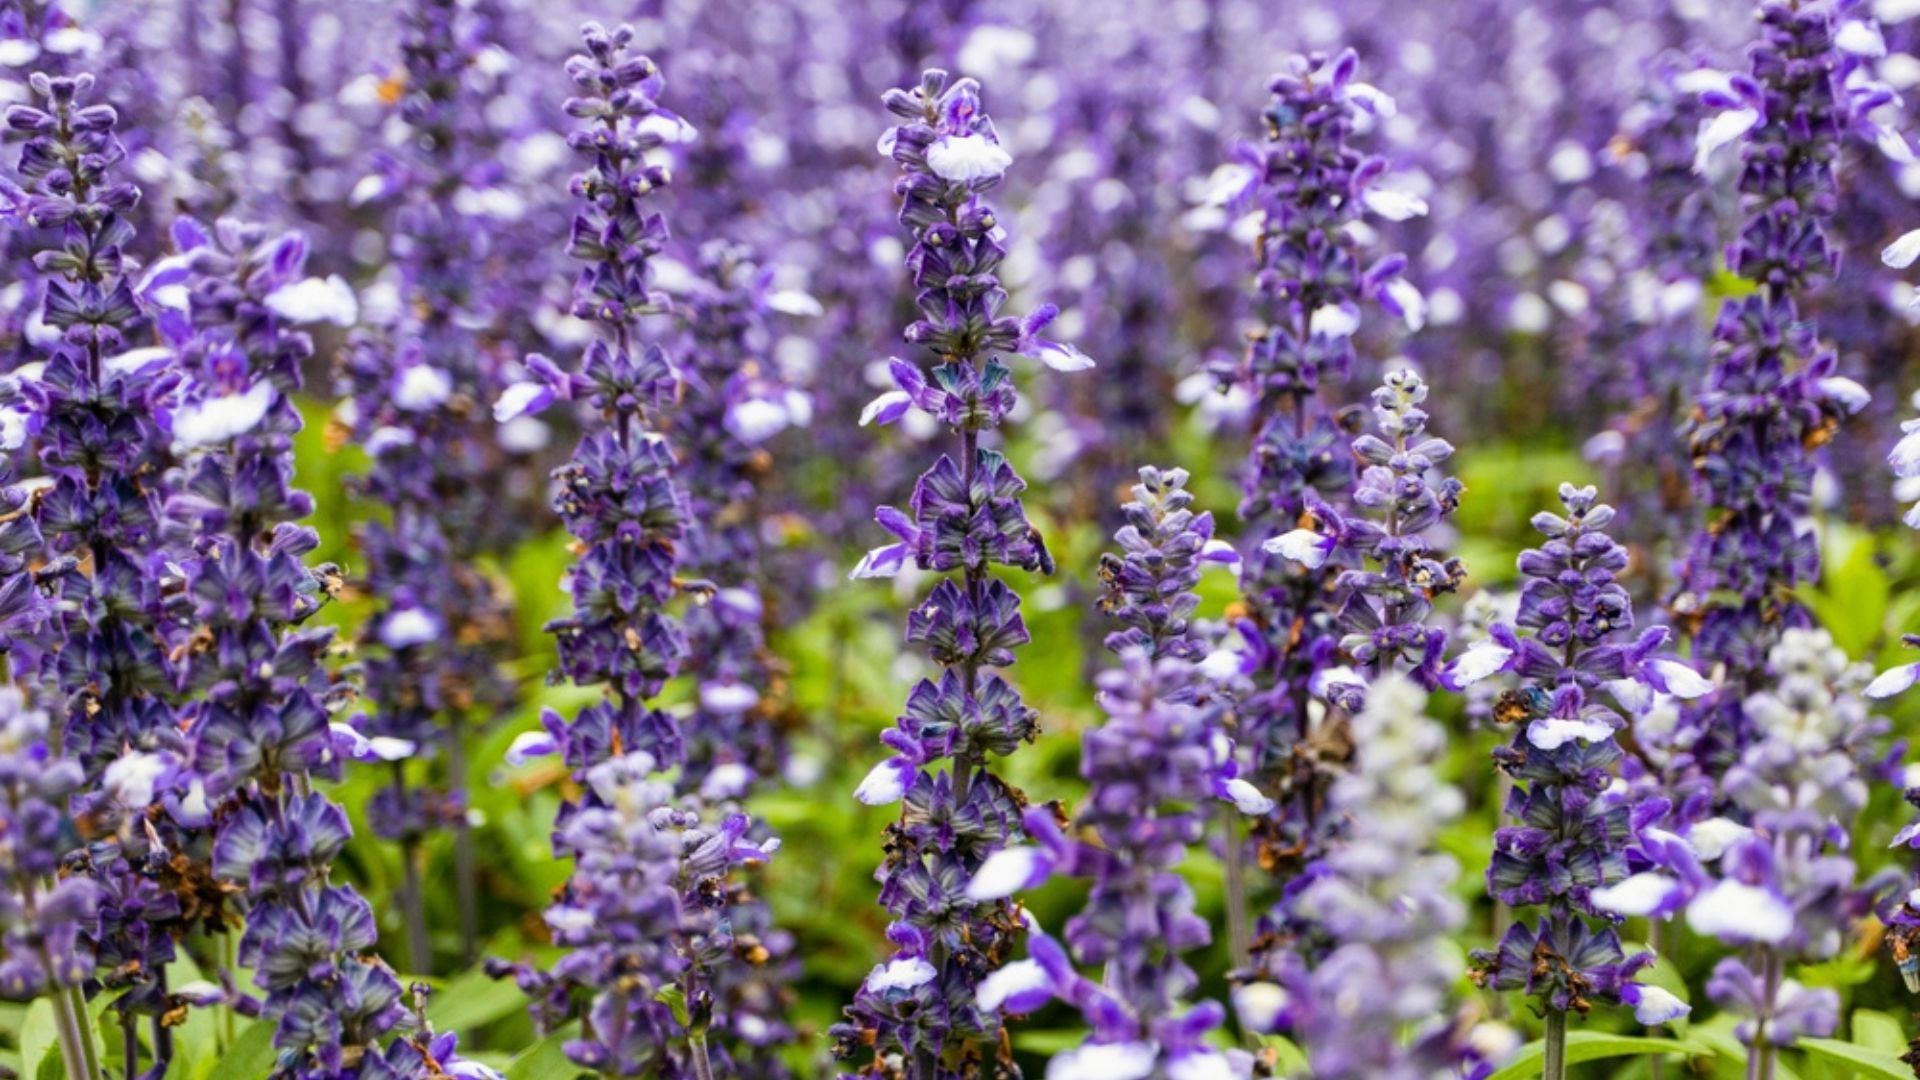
[333, 0, 522, 971]
[1213, 48, 1424, 896]
[963, 466, 1256, 1079]
[165, 215, 402, 1077]
[1451, 484, 1704, 1078]
[484, 24, 775, 1078]
[834, 66, 1089, 1080]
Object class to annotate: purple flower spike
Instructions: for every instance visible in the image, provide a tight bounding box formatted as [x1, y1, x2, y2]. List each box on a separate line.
[833, 66, 1080, 1079]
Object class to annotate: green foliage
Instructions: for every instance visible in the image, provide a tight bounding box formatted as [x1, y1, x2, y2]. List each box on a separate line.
[1482, 1032, 1705, 1080]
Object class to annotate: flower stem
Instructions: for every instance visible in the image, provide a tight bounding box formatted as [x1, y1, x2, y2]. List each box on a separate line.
[1219, 803, 1251, 970]
[449, 710, 479, 962]
[50, 977, 99, 1080]
[689, 1031, 717, 1080]
[1543, 1007, 1567, 1080]
[1748, 950, 1781, 1080]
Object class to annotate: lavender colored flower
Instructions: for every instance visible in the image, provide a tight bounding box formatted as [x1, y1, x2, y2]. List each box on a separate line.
[165, 215, 405, 1078]
[484, 25, 776, 1078]
[835, 66, 1085, 1080]
[1674, 0, 1872, 774]
[332, 0, 524, 970]
[965, 466, 1256, 1079]
[1263, 368, 1464, 689]
[1211, 48, 1422, 875]
[1240, 674, 1484, 1079]
[1452, 484, 1704, 1072]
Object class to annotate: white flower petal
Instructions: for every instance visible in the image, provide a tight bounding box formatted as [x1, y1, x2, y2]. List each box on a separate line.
[1308, 304, 1360, 339]
[505, 731, 557, 766]
[1591, 872, 1681, 918]
[1232, 982, 1288, 1033]
[1447, 641, 1513, 687]
[1687, 817, 1751, 862]
[1631, 985, 1690, 1026]
[1361, 186, 1428, 221]
[174, 382, 276, 446]
[728, 398, 792, 444]
[867, 956, 937, 993]
[1867, 662, 1920, 699]
[767, 289, 823, 317]
[1837, 19, 1888, 56]
[493, 381, 550, 423]
[1886, 228, 1920, 269]
[1526, 716, 1614, 751]
[1650, 659, 1714, 699]
[853, 760, 909, 805]
[977, 959, 1051, 1013]
[1046, 1042, 1158, 1080]
[265, 275, 358, 327]
[699, 682, 760, 714]
[394, 366, 452, 411]
[859, 390, 912, 427]
[1224, 778, 1275, 816]
[926, 134, 1013, 182]
[1261, 528, 1329, 569]
[966, 846, 1047, 901]
[1030, 340, 1096, 372]
[103, 752, 169, 809]
[1686, 880, 1794, 944]
[1694, 108, 1760, 173]
[1384, 277, 1427, 332]
[1819, 376, 1871, 414]
[380, 608, 441, 649]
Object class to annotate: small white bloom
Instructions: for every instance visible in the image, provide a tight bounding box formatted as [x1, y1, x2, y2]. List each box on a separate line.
[1591, 872, 1682, 917]
[1819, 376, 1871, 414]
[1028, 340, 1096, 372]
[103, 752, 169, 809]
[349, 174, 388, 207]
[867, 956, 937, 993]
[1885, 228, 1920, 269]
[1232, 983, 1288, 1033]
[1650, 659, 1714, 699]
[1867, 663, 1920, 699]
[1631, 985, 1690, 1026]
[1687, 817, 1751, 861]
[1889, 423, 1920, 474]
[103, 346, 173, 376]
[1167, 1051, 1241, 1080]
[1526, 716, 1614, 751]
[505, 731, 557, 766]
[1686, 880, 1793, 944]
[853, 760, 909, 805]
[174, 382, 276, 446]
[926, 133, 1013, 182]
[767, 289, 824, 317]
[1384, 277, 1428, 332]
[1361, 186, 1428, 221]
[976, 959, 1051, 1013]
[265, 275, 359, 326]
[1695, 108, 1760, 173]
[860, 390, 912, 427]
[1308, 304, 1360, 339]
[1675, 68, 1737, 98]
[967, 846, 1047, 901]
[635, 112, 698, 144]
[380, 608, 441, 649]
[0, 38, 41, 67]
[394, 366, 452, 411]
[1262, 528, 1330, 569]
[1447, 641, 1513, 687]
[0, 407, 26, 452]
[1836, 19, 1888, 56]
[1045, 1042, 1157, 1080]
[1224, 778, 1275, 816]
[493, 382, 550, 423]
[728, 398, 793, 444]
[700, 682, 760, 714]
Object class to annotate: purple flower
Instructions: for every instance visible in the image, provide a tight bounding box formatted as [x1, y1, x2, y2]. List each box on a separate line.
[834, 66, 1084, 1079]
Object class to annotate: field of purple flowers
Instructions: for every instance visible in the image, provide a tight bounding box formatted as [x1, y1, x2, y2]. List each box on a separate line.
[8, 0, 1920, 1078]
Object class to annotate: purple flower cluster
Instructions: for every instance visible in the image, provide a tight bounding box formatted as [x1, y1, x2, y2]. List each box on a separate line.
[835, 66, 1085, 1080]
[1213, 48, 1422, 869]
[963, 467, 1256, 1079]
[332, 0, 522, 970]
[484, 24, 777, 1079]
[1453, 485, 1704, 1050]
[1675, 0, 1871, 771]
[1264, 368, 1464, 690]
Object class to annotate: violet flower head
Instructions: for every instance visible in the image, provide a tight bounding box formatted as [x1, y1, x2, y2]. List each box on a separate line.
[164, 216, 411, 1078]
[836, 66, 1083, 1080]
[1454, 484, 1706, 1028]
[1240, 674, 1480, 1079]
[1264, 368, 1464, 689]
[485, 26, 776, 1078]
[1675, 0, 1870, 770]
[964, 465, 1260, 1080]
[1213, 48, 1422, 865]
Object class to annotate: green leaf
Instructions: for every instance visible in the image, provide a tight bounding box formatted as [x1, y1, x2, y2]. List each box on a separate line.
[1852, 1010, 1909, 1057]
[654, 984, 689, 1028]
[505, 1026, 588, 1080]
[1690, 1016, 1803, 1080]
[426, 968, 528, 1035]
[19, 1000, 54, 1080]
[1799, 1037, 1912, 1079]
[1485, 1032, 1703, 1080]
[204, 1021, 278, 1080]
[1259, 1035, 1309, 1074]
